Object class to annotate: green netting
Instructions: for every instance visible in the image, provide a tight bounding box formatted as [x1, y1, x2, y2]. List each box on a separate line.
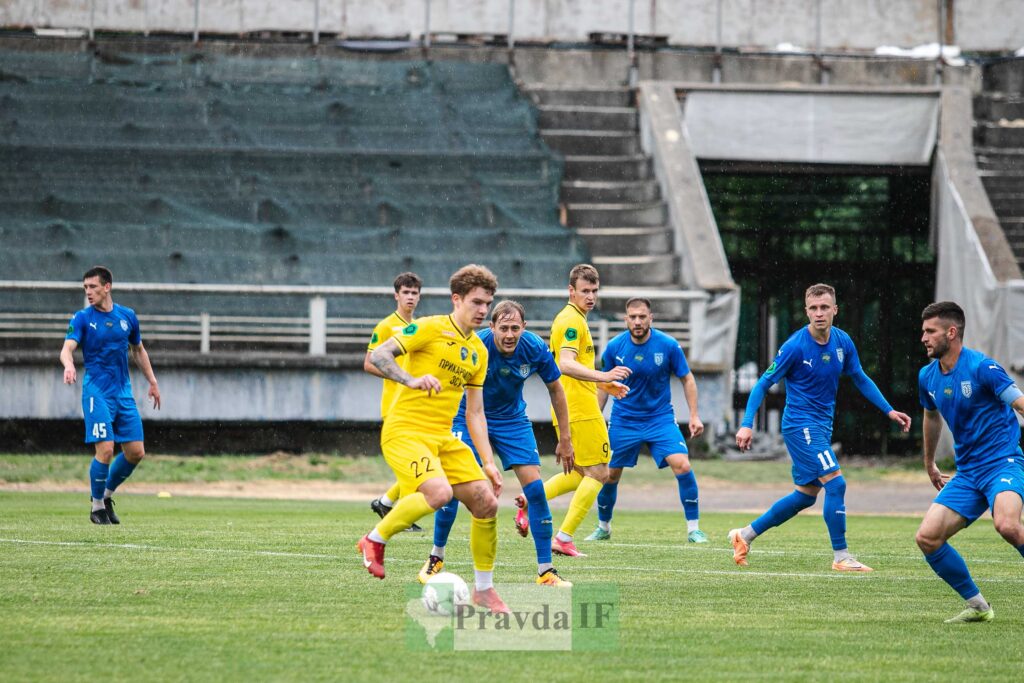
[0, 50, 582, 319]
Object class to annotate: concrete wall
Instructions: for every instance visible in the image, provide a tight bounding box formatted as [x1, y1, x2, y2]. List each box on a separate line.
[4, 1, 1022, 52]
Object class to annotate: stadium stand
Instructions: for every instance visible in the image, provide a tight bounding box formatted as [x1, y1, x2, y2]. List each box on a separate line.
[0, 51, 582, 332]
[974, 59, 1024, 268]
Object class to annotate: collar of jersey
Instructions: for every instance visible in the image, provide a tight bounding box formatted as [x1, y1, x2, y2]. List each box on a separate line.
[566, 302, 588, 318]
[447, 315, 473, 340]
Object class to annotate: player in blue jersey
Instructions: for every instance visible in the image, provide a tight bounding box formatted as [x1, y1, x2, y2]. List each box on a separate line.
[730, 283, 911, 571]
[913, 301, 1024, 623]
[59, 267, 161, 525]
[417, 300, 576, 587]
[583, 297, 708, 543]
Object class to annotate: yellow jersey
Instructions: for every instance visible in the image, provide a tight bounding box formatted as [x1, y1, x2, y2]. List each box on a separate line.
[381, 315, 488, 440]
[367, 311, 413, 418]
[549, 302, 601, 423]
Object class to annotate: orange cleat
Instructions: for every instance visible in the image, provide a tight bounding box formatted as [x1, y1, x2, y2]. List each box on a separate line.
[357, 534, 386, 579]
[832, 557, 873, 573]
[513, 494, 529, 537]
[472, 587, 510, 614]
[552, 537, 587, 557]
[727, 529, 749, 567]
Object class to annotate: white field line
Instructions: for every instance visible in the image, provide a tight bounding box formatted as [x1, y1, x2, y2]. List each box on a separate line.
[3, 537, 1023, 583]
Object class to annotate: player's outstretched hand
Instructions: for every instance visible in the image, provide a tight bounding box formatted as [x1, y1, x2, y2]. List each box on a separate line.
[689, 415, 705, 438]
[735, 426, 754, 451]
[598, 381, 630, 399]
[408, 374, 443, 396]
[149, 383, 161, 410]
[888, 410, 912, 433]
[63, 366, 76, 385]
[483, 462, 503, 497]
[926, 464, 950, 491]
[602, 366, 632, 383]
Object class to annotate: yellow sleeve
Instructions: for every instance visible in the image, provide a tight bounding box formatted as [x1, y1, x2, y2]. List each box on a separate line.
[552, 312, 583, 357]
[366, 318, 392, 352]
[393, 316, 435, 355]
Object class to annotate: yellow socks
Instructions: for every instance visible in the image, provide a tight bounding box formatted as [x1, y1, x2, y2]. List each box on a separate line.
[384, 481, 401, 503]
[544, 470, 583, 500]
[559, 476, 604, 537]
[470, 515, 497, 572]
[376, 491, 434, 540]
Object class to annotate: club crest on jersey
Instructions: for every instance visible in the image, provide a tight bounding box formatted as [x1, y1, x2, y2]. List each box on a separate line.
[499, 367, 511, 377]
[519, 364, 530, 378]
[460, 347, 469, 361]
[836, 348, 844, 363]
[565, 328, 578, 341]
[654, 352, 664, 366]
[472, 351, 479, 365]
[402, 323, 418, 336]
[120, 320, 128, 332]
[370, 332, 378, 343]
[944, 386, 953, 397]
[634, 353, 644, 362]
[961, 381, 972, 398]
[822, 353, 831, 363]
[105, 321, 113, 327]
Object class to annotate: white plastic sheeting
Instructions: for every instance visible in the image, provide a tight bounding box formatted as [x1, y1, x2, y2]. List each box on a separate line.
[682, 90, 939, 166]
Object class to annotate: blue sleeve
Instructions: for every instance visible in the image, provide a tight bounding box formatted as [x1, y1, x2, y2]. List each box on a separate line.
[841, 336, 863, 376]
[533, 336, 561, 384]
[671, 342, 690, 378]
[978, 357, 1015, 397]
[66, 311, 84, 343]
[850, 368, 894, 414]
[128, 310, 142, 345]
[740, 375, 773, 429]
[740, 341, 798, 428]
[919, 370, 937, 411]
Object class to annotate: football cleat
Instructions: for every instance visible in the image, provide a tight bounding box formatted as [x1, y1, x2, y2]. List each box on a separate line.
[404, 522, 424, 533]
[727, 529, 749, 566]
[104, 497, 120, 525]
[536, 568, 573, 588]
[513, 494, 529, 537]
[584, 527, 610, 541]
[356, 535, 386, 579]
[944, 606, 994, 623]
[831, 557, 873, 573]
[370, 497, 392, 518]
[472, 587, 510, 614]
[687, 529, 709, 543]
[417, 555, 445, 585]
[89, 508, 111, 525]
[552, 538, 587, 557]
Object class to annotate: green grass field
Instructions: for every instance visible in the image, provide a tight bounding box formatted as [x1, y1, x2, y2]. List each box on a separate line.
[2, 492, 1022, 682]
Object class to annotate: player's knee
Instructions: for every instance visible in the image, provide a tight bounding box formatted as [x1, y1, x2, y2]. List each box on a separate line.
[423, 483, 454, 509]
[94, 444, 115, 462]
[915, 528, 941, 554]
[606, 469, 622, 484]
[993, 515, 1023, 542]
[671, 461, 691, 476]
[471, 490, 499, 518]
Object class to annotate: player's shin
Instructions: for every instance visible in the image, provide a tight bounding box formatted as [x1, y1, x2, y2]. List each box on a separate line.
[469, 515, 497, 590]
[822, 476, 848, 555]
[376, 492, 434, 540]
[676, 471, 699, 527]
[596, 481, 617, 531]
[104, 452, 137, 497]
[432, 498, 460, 558]
[89, 458, 109, 508]
[523, 479, 553, 570]
[543, 470, 582, 500]
[924, 543, 985, 605]
[559, 475, 603, 537]
[750, 490, 817, 536]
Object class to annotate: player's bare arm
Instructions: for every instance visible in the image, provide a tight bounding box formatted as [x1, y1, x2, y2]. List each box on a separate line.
[129, 342, 161, 409]
[681, 372, 704, 438]
[921, 408, 948, 490]
[545, 379, 575, 474]
[558, 347, 630, 398]
[465, 388, 502, 496]
[369, 338, 441, 394]
[363, 350, 385, 378]
[60, 338, 78, 384]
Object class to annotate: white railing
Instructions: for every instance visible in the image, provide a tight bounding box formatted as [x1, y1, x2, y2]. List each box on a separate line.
[0, 280, 708, 358]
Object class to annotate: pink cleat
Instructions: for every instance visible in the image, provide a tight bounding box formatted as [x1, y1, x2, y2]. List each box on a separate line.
[472, 587, 510, 614]
[513, 494, 529, 537]
[357, 534, 386, 579]
[552, 537, 587, 557]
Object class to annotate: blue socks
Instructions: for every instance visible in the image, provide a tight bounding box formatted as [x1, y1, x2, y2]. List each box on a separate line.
[925, 543, 980, 600]
[751, 489, 817, 535]
[89, 458, 109, 500]
[676, 471, 699, 522]
[1017, 544, 1024, 559]
[105, 453, 137, 494]
[432, 498, 460, 550]
[596, 481, 618, 523]
[822, 476, 848, 551]
[523, 479, 553, 565]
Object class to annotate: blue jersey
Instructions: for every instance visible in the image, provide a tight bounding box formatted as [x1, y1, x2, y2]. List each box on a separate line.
[66, 304, 141, 398]
[761, 326, 863, 432]
[918, 347, 1022, 475]
[601, 329, 690, 422]
[455, 329, 561, 423]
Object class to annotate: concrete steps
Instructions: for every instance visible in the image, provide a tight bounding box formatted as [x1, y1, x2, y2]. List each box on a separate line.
[561, 179, 661, 203]
[576, 226, 674, 254]
[563, 155, 652, 181]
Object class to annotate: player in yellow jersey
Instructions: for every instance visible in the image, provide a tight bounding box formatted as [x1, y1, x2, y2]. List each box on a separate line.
[514, 264, 630, 557]
[357, 265, 509, 614]
[365, 272, 423, 532]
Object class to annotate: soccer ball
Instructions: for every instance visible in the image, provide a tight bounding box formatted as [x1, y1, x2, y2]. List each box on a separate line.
[421, 572, 471, 617]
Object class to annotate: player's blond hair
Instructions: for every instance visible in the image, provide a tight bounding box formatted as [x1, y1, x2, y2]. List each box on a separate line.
[569, 263, 599, 288]
[449, 264, 498, 297]
[491, 300, 526, 324]
[805, 283, 836, 303]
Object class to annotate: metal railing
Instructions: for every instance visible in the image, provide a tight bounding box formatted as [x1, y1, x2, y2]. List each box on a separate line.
[0, 280, 708, 358]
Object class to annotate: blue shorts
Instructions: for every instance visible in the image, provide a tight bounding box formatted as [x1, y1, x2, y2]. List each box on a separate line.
[82, 388, 144, 444]
[451, 416, 541, 471]
[782, 425, 839, 486]
[934, 457, 1024, 524]
[608, 417, 688, 469]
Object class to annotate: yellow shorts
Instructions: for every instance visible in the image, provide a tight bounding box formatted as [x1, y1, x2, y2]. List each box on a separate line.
[554, 418, 610, 468]
[381, 431, 485, 497]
